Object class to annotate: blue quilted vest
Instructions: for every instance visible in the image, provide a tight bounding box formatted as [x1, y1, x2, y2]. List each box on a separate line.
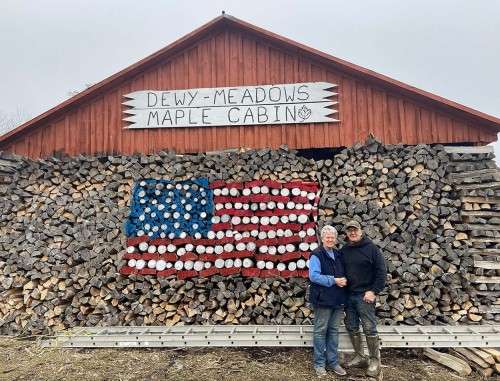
[309, 247, 347, 308]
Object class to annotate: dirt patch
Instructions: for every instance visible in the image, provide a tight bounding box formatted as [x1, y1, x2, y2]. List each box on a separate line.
[0, 337, 486, 381]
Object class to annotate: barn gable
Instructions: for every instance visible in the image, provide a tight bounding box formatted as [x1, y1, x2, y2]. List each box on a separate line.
[1, 14, 499, 158]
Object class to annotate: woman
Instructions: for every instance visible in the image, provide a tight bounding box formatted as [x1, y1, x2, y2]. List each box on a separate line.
[308, 225, 348, 377]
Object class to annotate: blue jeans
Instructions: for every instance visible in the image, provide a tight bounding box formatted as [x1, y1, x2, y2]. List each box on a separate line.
[344, 293, 378, 336]
[312, 306, 343, 368]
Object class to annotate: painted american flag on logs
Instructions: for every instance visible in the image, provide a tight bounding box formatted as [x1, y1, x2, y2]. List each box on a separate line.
[120, 178, 320, 279]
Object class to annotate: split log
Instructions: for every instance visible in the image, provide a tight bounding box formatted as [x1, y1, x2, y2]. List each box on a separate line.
[423, 348, 472, 376]
[452, 348, 490, 369]
[470, 348, 496, 365]
[451, 350, 495, 378]
[481, 348, 500, 362]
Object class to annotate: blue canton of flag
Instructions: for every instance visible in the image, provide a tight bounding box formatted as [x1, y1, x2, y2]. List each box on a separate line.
[125, 178, 213, 239]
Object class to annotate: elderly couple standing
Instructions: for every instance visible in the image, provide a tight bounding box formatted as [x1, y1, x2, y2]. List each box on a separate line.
[309, 221, 387, 377]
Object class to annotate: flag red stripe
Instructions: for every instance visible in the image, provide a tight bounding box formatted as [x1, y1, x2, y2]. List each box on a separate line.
[220, 267, 241, 276]
[200, 267, 219, 277]
[291, 196, 309, 204]
[214, 208, 254, 217]
[220, 251, 254, 259]
[261, 269, 280, 277]
[213, 195, 292, 204]
[178, 270, 198, 279]
[158, 269, 177, 277]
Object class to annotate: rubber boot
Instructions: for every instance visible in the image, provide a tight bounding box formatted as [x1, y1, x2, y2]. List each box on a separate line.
[366, 335, 381, 377]
[347, 333, 368, 368]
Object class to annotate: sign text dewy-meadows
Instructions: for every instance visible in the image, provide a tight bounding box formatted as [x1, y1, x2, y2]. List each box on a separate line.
[123, 82, 337, 129]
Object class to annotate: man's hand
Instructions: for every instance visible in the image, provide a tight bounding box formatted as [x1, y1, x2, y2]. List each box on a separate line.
[363, 290, 376, 303]
[335, 277, 347, 287]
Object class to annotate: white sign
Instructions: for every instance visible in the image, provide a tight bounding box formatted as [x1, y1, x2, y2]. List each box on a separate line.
[123, 82, 338, 129]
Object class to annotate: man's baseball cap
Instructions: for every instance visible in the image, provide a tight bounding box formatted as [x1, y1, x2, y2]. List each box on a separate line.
[345, 220, 362, 230]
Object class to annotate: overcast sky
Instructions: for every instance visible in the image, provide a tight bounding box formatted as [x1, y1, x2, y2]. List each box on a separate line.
[1, 0, 499, 158]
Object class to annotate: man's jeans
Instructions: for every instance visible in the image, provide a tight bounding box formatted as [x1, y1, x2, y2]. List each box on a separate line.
[344, 293, 378, 336]
[312, 306, 343, 368]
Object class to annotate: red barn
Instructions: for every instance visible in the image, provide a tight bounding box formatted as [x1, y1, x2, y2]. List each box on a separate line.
[1, 14, 499, 158]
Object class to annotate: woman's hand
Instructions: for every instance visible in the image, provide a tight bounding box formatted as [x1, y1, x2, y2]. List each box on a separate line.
[335, 277, 347, 287]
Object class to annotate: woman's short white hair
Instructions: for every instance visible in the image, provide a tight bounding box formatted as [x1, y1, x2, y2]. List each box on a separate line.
[320, 225, 338, 238]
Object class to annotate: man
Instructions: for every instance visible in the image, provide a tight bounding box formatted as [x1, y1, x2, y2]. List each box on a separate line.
[341, 220, 387, 377]
[309, 225, 348, 377]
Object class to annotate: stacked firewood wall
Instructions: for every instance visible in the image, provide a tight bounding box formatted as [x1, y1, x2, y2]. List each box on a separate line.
[0, 140, 497, 335]
[317, 139, 478, 325]
[445, 146, 500, 322]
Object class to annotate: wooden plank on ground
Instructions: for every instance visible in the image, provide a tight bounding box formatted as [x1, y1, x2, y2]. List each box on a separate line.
[452, 349, 494, 378]
[423, 348, 471, 376]
[481, 348, 500, 362]
[471, 348, 495, 365]
[453, 348, 490, 368]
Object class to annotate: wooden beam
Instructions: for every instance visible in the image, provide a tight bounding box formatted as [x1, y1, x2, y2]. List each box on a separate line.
[469, 237, 500, 243]
[474, 290, 500, 297]
[451, 169, 500, 179]
[470, 232, 500, 238]
[468, 248, 500, 256]
[462, 210, 500, 217]
[463, 223, 500, 231]
[472, 276, 500, 284]
[474, 254, 495, 261]
[478, 305, 500, 314]
[456, 182, 500, 190]
[474, 260, 500, 270]
[444, 146, 494, 154]
[461, 196, 500, 204]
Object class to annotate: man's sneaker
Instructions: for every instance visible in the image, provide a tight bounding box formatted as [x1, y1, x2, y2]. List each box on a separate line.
[314, 367, 327, 377]
[330, 364, 347, 376]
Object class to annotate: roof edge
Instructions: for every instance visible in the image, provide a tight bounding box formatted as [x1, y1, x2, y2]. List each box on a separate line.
[223, 15, 500, 130]
[0, 14, 228, 145]
[1, 13, 499, 146]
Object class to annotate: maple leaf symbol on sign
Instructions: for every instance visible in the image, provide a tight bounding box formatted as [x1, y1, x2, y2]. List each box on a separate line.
[298, 105, 312, 121]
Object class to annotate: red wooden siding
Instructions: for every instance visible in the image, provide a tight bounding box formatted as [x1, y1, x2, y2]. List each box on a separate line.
[2, 27, 498, 158]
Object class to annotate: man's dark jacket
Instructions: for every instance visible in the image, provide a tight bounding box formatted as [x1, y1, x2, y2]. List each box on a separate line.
[340, 236, 387, 294]
[309, 246, 347, 308]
